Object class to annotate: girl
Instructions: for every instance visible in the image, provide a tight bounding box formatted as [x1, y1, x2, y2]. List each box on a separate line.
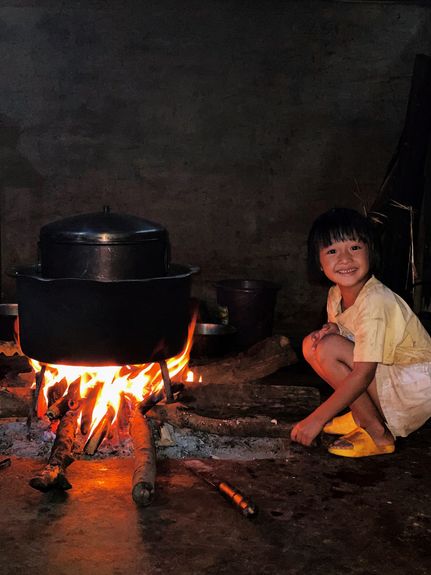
[291, 208, 431, 457]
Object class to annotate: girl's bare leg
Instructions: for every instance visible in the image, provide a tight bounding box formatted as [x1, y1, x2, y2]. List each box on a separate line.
[302, 333, 394, 446]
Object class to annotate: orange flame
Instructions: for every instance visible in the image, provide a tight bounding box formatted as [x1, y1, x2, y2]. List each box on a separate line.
[29, 314, 197, 449]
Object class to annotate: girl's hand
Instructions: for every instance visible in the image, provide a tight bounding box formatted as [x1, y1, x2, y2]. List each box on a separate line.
[310, 322, 339, 350]
[290, 413, 324, 447]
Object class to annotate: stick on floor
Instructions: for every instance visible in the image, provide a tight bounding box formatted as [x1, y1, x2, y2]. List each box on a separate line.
[29, 409, 78, 492]
[129, 407, 156, 506]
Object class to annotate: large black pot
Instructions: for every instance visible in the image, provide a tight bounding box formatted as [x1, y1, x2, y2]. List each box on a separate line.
[39, 207, 170, 280]
[15, 265, 193, 365]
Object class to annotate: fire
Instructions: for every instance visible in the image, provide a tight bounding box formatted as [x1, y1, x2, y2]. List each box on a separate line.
[185, 370, 202, 383]
[28, 315, 197, 451]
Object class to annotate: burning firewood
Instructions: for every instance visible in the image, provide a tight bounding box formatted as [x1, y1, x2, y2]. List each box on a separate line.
[83, 404, 116, 455]
[117, 392, 134, 432]
[29, 409, 78, 492]
[80, 382, 103, 435]
[139, 382, 184, 416]
[26, 364, 46, 433]
[129, 407, 156, 506]
[47, 377, 68, 407]
[46, 395, 72, 420]
[45, 377, 82, 420]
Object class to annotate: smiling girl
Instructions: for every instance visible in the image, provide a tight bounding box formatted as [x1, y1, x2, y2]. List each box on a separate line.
[291, 208, 431, 457]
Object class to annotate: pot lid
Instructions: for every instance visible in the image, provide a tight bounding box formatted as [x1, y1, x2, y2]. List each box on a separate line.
[40, 207, 167, 244]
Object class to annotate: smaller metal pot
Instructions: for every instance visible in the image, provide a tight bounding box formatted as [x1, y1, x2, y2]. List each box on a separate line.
[191, 323, 236, 359]
[0, 303, 18, 341]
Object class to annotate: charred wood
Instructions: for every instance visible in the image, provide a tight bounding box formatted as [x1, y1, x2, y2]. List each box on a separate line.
[46, 396, 71, 421]
[150, 402, 297, 437]
[33, 365, 47, 419]
[117, 393, 134, 437]
[83, 404, 116, 455]
[149, 383, 320, 438]
[129, 408, 156, 506]
[46, 377, 83, 421]
[139, 383, 184, 416]
[47, 377, 68, 407]
[29, 409, 78, 492]
[29, 464, 73, 491]
[80, 382, 103, 435]
[66, 379, 81, 402]
[159, 359, 173, 402]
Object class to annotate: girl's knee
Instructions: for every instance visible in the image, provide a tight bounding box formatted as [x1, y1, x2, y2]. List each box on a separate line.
[303, 332, 348, 364]
[315, 334, 354, 370]
[302, 333, 316, 363]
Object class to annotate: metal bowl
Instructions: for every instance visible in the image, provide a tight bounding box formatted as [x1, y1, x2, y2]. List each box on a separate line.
[0, 303, 18, 316]
[191, 323, 236, 359]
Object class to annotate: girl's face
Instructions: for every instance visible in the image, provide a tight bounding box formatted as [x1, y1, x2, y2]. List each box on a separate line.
[319, 238, 371, 292]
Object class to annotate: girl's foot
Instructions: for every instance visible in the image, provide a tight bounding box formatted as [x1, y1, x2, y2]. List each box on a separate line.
[323, 411, 357, 435]
[328, 427, 395, 458]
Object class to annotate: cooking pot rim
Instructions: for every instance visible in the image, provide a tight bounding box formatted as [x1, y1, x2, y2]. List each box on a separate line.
[12, 263, 195, 282]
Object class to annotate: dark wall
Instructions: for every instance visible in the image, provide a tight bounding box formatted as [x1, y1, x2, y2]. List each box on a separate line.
[1, 0, 431, 338]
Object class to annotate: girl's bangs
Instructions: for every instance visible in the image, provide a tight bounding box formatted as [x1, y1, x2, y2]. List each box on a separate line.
[317, 226, 367, 248]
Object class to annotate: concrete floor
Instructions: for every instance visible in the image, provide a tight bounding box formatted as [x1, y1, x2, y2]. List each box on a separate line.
[1, 428, 431, 575]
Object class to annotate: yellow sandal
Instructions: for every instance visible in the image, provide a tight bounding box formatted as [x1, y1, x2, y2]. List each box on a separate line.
[323, 411, 357, 435]
[328, 427, 395, 458]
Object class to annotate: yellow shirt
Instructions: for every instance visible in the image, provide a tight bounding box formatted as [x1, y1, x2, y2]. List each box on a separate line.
[327, 276, 431, 365]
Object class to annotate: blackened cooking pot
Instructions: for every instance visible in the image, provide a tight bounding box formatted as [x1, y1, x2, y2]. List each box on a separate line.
[14, 265, 193, 365]
[39, 207, 170, 280]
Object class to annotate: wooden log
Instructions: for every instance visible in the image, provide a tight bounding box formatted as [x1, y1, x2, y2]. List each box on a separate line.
[47, 377, 68, 407]
[149, 402, 296, 437]
[129, 407, 156, 506]
[148, 383, 320, 437]
[117, 392, 134, 433]
[0, 387, 32, 417]
[138, 382, 184, 416]
[0, 353, 32, 383]
[180, 383, 320, 418]
[45, 376, 83, 421]
[34, 365, 47, 418]
[80, 382, 103, 435]
[188, 335, 297, 385]
[83, 404, 115, 455]
[29, 409, 78, 492]
[46, 395, 70, 421]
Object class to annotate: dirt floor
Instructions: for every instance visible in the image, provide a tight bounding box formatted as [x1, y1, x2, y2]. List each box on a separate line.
[1, 358, 431, 575]
[1, 428, 431, 575]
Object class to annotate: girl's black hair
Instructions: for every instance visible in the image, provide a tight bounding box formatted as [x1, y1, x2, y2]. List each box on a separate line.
[307, 208, 381, 282]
